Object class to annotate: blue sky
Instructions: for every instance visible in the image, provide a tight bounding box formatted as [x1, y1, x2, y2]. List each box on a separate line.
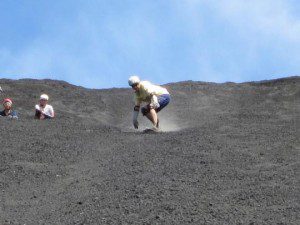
[1, 0, 300, 88]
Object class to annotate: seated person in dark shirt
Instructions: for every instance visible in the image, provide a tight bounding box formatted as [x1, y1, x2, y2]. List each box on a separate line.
[0, 98, 18, 119]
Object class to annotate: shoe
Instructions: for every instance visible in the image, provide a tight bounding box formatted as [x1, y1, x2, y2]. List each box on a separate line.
[151, 126, 161, 132]
[143, 127, 160, 133]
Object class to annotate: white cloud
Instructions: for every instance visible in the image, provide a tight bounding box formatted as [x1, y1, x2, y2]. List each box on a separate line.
[174, 0, 300, 81]
[196, 0, 300, 43]
[1, 1, 300, 87]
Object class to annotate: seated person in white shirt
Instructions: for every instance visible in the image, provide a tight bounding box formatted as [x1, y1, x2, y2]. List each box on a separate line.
[35, 94, 55, 119]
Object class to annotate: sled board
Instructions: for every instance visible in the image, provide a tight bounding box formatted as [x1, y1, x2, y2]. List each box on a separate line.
[142, 128, 161, 134]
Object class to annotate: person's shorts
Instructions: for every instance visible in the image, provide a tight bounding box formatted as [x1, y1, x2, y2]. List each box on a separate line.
[141, 94, 171, 116]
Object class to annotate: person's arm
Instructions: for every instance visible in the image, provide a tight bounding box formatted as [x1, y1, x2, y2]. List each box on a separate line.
[49, 106, 55, 118]
[132, 105, 140, 129]
[145, 82, 162, 109]
[35, 110, 41, 119]
[150, 95, 160, 109]
[35, 105, 41, 119]
[132, 110, 139, 129]
[44, 106, 55, 119]
[11, 111, 18, 119]
[132, 96, 140, 129]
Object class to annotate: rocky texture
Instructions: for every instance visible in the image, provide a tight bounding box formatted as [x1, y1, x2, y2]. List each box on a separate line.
[0, 77, 299, 224]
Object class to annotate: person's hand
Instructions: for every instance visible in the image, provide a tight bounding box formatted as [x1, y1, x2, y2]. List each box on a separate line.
[133, 119, 139, 129]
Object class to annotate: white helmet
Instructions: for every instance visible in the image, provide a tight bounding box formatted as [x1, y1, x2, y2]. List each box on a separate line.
[40, 94, 49, 101]
[128, 75, 140, 86]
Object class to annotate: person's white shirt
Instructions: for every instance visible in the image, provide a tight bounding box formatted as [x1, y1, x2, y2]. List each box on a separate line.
[35, 104, 54, 118]
[134, 81, 169, 105]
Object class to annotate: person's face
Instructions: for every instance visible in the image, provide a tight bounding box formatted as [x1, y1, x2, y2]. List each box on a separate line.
[3, 102, 12, 110]
[39, 99, 47, 106]
[131, 83, 140, 92]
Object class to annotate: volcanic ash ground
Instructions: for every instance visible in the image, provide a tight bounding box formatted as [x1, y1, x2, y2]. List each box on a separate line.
[0, 77, 299, 225]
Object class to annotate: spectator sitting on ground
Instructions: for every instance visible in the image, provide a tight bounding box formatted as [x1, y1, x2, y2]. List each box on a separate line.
[0, 98, 18, 119]
[35, 94, 55, 119]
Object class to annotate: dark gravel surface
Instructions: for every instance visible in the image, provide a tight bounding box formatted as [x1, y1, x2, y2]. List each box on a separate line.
[0, 77, 299, 225]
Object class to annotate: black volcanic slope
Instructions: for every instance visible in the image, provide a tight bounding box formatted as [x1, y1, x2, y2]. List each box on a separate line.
[0, 77, 299, 225]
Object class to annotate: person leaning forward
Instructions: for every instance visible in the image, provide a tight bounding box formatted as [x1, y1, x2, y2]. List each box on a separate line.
[128, 75, 170, 131]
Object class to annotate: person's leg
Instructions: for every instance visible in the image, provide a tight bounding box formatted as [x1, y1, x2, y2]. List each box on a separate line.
[154, 94, 170, 128]
[145, 108, 158, 127]
[142, 94, 170, 129]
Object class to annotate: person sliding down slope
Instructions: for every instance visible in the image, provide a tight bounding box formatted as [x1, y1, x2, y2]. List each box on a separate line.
[35, 94, 55, 119]
[128, 75, 170, 131]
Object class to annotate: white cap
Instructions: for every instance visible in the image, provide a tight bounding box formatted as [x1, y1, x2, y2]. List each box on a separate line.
[128, 75, 140, 86]
[40, 94, 49, 100]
